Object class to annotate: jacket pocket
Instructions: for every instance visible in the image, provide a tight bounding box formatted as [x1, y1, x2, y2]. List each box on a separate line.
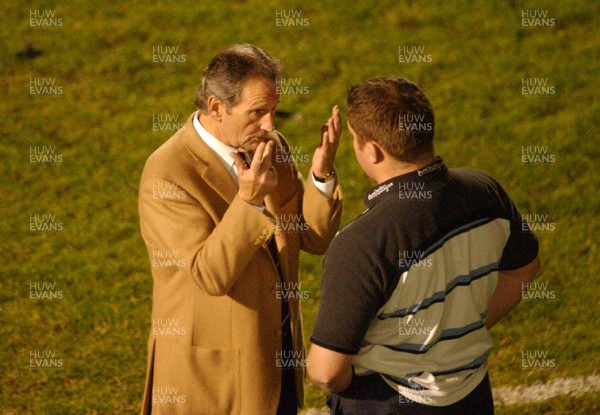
[153, 342, 240, 415]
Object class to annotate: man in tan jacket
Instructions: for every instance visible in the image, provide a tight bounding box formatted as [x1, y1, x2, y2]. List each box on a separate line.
[138, 44, 343, 414]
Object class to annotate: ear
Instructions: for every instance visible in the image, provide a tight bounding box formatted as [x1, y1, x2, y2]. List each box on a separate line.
[366, 141, 385, 164]
[206, 95, 224, 121]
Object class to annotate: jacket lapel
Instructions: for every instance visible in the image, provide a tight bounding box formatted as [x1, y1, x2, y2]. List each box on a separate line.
[180, 113, 238, 205]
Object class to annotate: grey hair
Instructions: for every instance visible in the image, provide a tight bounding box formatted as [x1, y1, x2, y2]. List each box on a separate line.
[194, 44, 284, 113]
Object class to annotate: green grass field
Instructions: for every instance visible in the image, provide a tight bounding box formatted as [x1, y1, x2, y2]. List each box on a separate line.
[1, 0, 598, 413]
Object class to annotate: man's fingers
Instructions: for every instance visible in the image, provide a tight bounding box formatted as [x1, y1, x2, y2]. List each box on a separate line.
[328, 116, 336, 144]
[320, 125, 328, 148]
[249, 141, 266, 169]
[320, 118, 334, 148]
[332, 105, 341, 137]
[245, 140, 275, 174]
[262, 140, 275, 166]
[319, 106, 341, 148]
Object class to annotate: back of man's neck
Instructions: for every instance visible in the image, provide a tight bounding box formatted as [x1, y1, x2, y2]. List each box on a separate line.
[373, 155, 436, 184]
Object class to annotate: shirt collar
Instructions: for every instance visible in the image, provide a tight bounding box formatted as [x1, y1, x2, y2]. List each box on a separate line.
[363, 156, 447, 209]
[192, 111, 238, 172]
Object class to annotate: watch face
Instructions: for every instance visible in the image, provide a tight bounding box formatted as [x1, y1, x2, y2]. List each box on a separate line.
[313, 169, 335, 183]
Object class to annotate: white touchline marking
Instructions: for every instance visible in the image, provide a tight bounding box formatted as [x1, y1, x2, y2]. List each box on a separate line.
[492, 374, 600, 406]
[300, 373, 600, 413]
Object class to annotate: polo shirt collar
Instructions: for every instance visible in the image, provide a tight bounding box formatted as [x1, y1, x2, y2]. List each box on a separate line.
[364, 157, 447, 209]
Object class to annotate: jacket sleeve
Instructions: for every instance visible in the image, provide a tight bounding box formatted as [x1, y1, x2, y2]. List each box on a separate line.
[139, 175, 276, 296]
[298, 172, 343, 255]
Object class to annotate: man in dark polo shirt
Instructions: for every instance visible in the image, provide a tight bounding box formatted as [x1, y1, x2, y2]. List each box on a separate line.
[307, 77, 540, 414]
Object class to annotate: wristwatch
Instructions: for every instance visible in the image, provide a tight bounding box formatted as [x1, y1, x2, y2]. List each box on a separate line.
[313, 169, 336, 183]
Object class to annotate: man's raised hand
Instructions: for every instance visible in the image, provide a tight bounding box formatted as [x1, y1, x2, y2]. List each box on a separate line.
[232, 140, 278, 207]
[312, 105, 342, 179]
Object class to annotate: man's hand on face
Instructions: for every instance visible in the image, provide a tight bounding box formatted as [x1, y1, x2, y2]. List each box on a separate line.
[311, 105, 342, 179]
[232, 140, 278, 207]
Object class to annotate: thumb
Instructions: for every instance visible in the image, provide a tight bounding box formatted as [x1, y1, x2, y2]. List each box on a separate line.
[230, 152, 247, 173]
[319, 124, 328, 148]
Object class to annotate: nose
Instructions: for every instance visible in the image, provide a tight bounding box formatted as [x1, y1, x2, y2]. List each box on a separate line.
[261, 112, 275, 133]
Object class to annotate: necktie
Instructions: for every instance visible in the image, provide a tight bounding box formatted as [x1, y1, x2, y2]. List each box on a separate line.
[238, 152, 297, 412]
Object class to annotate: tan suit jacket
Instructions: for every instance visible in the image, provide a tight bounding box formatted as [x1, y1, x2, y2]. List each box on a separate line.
[138, 113, 342, 414]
